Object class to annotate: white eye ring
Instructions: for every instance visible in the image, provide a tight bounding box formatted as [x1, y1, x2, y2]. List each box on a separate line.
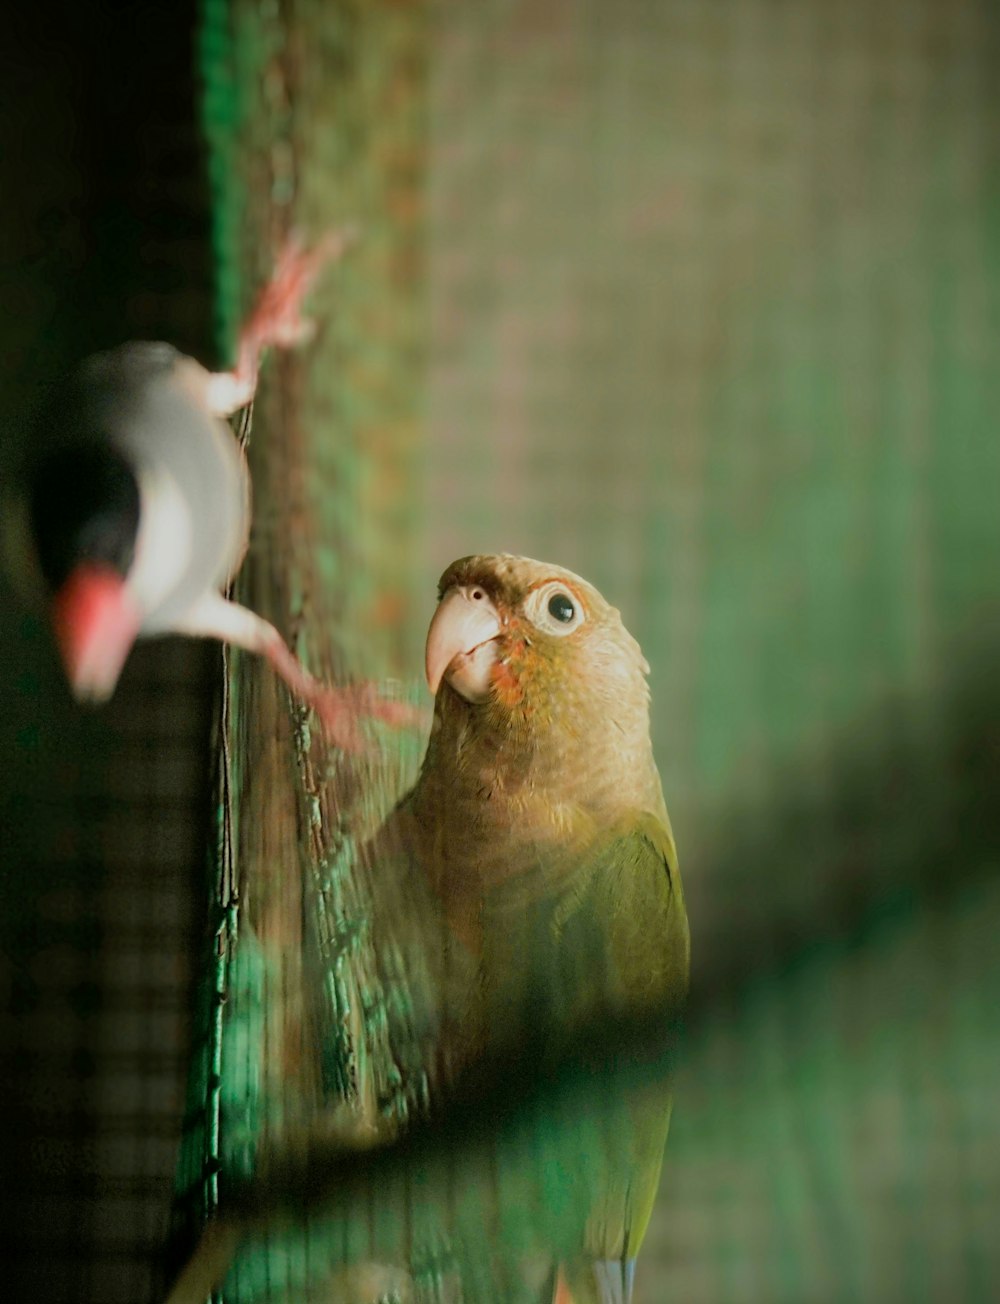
[523, 582, 586, 636]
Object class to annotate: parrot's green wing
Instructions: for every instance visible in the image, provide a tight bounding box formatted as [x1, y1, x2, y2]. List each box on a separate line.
[479, 813, 689, 1300]
[482, 813, 686, 1056]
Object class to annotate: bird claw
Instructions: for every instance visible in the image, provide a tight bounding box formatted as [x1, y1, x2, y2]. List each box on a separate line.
[307, 680, 428, 754]
[245, 228, 356, 354]
[206, 227, 359, 416]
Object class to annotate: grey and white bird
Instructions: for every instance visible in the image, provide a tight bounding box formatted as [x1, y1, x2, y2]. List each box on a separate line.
[4, 235, 410, 748]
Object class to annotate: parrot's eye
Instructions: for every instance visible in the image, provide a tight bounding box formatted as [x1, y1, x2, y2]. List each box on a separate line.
[524, 582, 586, 636]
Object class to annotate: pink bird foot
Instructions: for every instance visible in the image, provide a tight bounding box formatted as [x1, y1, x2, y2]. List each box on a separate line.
[177, 593, 426, 754]
[206, 227, 357, 416]
[300, 679, 428, 754]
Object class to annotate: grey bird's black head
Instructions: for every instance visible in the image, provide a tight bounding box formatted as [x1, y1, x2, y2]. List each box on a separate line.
[30, 443, 140, 593]
[25, 362, 148, 701]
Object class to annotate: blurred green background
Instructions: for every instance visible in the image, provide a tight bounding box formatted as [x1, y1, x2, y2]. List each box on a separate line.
[415, 3, 1000, 1300]
[2, 0, 999, 1301]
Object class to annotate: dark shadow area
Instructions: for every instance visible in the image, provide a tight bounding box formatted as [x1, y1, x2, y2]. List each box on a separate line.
[685, 622, 1000, 1018]
[0, 5, 215, 1301]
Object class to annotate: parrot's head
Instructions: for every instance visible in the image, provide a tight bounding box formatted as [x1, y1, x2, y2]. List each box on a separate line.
[28, 443, 144, 703]
[423, 554, 660, 821]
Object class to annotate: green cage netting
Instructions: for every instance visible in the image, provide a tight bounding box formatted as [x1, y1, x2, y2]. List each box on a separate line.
[2, 0, 999, 1301]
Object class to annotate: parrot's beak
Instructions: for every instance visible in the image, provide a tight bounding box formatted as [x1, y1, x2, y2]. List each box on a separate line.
[50, 564, 143, 703]
[425, 585, 502, 702]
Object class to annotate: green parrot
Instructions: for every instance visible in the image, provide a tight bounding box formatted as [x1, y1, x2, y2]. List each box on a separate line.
[408, 553, 689, 1302]
[167, 553, 688, 1304]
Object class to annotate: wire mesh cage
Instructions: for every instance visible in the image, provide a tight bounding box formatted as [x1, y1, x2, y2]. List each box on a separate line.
[2, 1, 999, 1301]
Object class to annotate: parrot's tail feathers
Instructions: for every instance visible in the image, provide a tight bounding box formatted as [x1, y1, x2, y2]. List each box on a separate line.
[553, 1268, 576, 1304]
[594, 1258, 636, 1304]
[553, 1259, 637, 1304]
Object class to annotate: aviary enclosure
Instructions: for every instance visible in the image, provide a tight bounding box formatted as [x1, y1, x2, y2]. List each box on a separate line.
[1, 1, 998, 1301]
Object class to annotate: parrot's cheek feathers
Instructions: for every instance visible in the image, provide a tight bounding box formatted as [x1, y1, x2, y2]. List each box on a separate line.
[51, 565, 142, 702]
[489, 656, 526, 709]
[444, 638, 499, 703]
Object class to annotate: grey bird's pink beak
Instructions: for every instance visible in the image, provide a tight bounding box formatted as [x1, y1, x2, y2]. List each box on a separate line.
[51, 564, 143, 702]
[425, 585, 502, 702]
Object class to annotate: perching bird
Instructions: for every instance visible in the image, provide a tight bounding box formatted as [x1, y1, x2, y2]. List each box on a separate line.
[166, 553, 689, 1304]
[389, 552, 690, 1302]
[3, 235, 409, 748]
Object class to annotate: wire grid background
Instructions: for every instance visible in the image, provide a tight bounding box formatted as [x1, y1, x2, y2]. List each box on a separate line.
[417, 0, 1000, 1301]
[1, 0, 999, 1301]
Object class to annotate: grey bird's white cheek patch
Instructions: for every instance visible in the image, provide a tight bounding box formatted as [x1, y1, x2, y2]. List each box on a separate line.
[126, 466, 194, 626]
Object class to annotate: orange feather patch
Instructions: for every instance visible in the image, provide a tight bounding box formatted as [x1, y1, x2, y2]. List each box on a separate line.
[491, 640, 529, 708]
[553, 1268, 577, 1304]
